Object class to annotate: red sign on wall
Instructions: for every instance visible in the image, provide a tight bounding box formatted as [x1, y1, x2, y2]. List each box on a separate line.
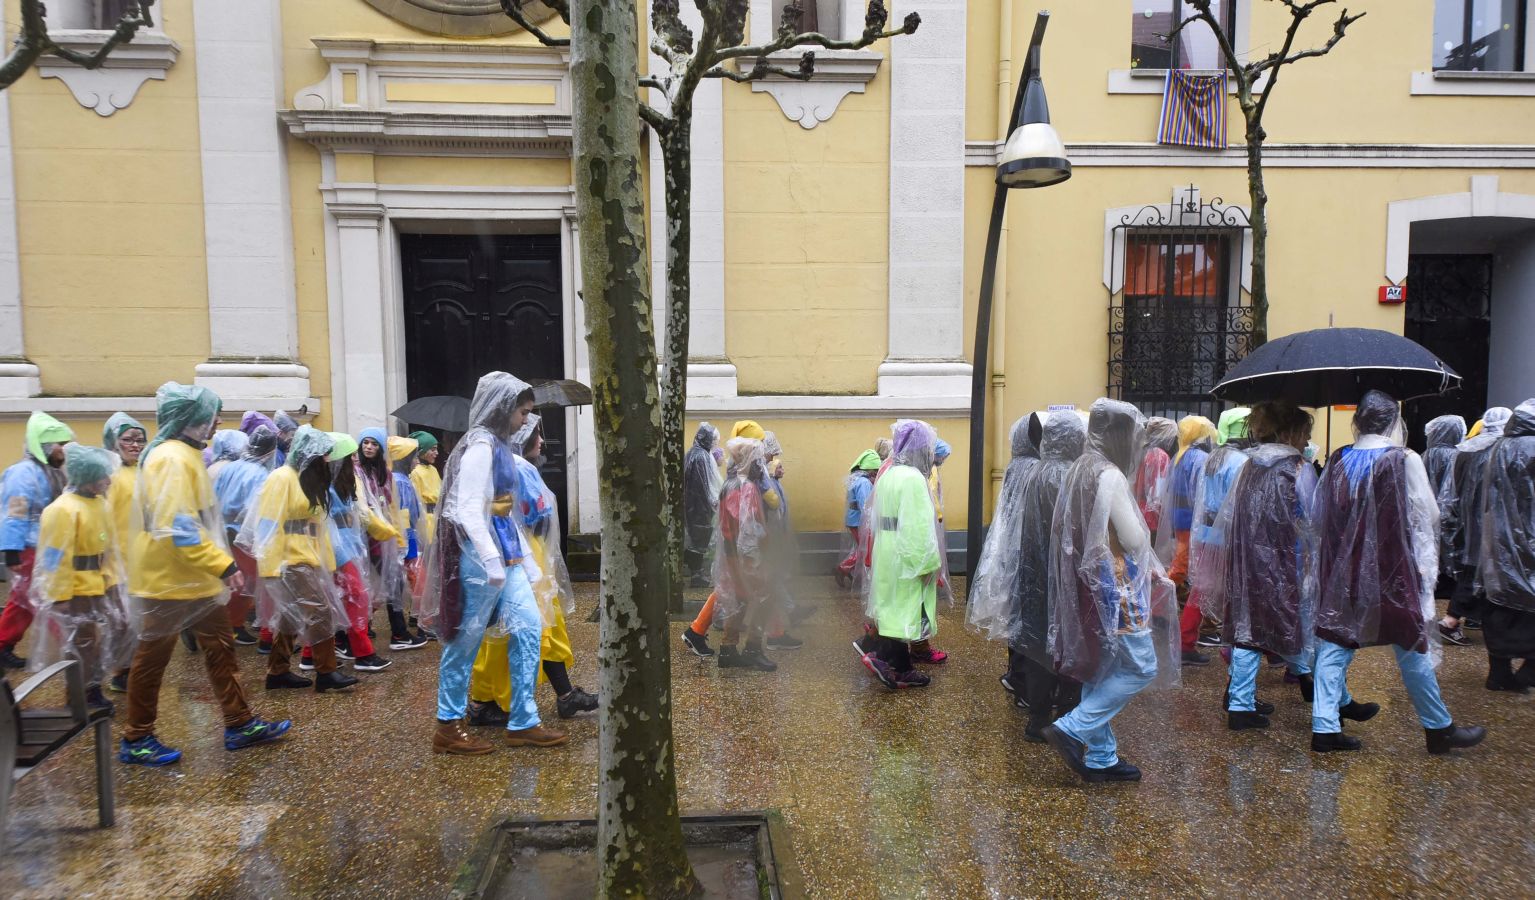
[1379, 284, 1407, 305]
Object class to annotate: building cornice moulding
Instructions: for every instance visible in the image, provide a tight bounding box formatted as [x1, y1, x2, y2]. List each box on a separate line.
[0, 395, 320, 422]
[39, 30, 179, 116]
[965, 141, 1535, 169]
[736, 49, 883, 130]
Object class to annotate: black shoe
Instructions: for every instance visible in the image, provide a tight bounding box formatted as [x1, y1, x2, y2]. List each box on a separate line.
[680, 627, 714, 658]
[109, 672, 129, 693]
[739, 647, 778, 672]
[257, 639, 273, 656]
[390, 632, 428, 651]
[1195, 633, 1221, 648]
[1083, 761, 1142, 783]
[1023, 722, 1048, 744]
[1254, 698, 1275, 715]
[1181, 650, 1211, 667]
[1311, 731, 1362, 753]
[1438, 623, 1469, 646]
[467, 701, 509, 727]
[417, 628, 438, 642]
[1000, 673, 1019, 697]
[180, 629, 199, 653]
[315, 671, 359, 693]
[1485, 666, 1528, 693]
[353, 654, 393, 672]
[1425, 723, 1486, 755]
[85, 686, 115, 716]
[1042, 724, 1092, 779]
[265, 672, 313, 690]
[0, 647, 25, 669]
[1463, 618, 1483, 630]
[1339, 700, 1380, 722]
[765, 633, 803, 650]
[1297, 672, 1315, 704]
[1013, 694, 1031, 713]
[557, 687, 599, 719]
[232, 627, 258, 646]
[1227, 710, 1271, 731]
[334, 642, 354, 661]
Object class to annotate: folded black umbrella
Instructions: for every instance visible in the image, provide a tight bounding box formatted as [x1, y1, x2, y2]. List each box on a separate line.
[531, 378, 593, 408]
[392, 395, 470, 432]
[1212, 327, 1460, 407]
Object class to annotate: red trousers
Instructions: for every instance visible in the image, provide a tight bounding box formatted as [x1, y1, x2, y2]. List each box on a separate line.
[226, 544, 259, 629]
[1180, 590, 1202, 652]
[335, 561, 375, 657]
[0, 548, 38, 651]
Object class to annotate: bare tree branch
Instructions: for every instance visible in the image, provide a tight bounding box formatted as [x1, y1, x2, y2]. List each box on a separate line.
[1, 0, 157, 90]
[638, 100, 671, 133]
[651, 0, 694, 55]
[498, 0, 570, 46]
[704, 51, 816, 82]
[710, 0, 919, 66]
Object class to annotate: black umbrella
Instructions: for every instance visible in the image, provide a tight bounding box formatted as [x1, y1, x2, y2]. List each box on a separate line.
[1212, 327, 1460, 407]
[392, 395, 470, 432]
[531, 378, 593, 407]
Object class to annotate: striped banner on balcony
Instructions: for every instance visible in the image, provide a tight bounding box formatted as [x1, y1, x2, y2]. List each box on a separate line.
[1157, 70, 1229, 150]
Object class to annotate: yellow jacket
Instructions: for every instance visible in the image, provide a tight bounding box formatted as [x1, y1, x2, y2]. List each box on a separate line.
[35, 492, 116, 601]
[106, 464, 135, 549]
[250, 466, 333, 578]
[129, 441, 233, 600]
[410, 464, 441, 510]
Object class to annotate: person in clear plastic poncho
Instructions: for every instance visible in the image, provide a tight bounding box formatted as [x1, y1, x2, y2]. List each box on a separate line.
[1440, 405, 1513, 640]
[238, 425, 357, 694]
[468, 413, 597, 725]
[708, 437, 781, 671]
[1154, 415, 1218, 584]
[760, 431, 804, 649]
[1042, 399, 1179, 783]
[420, 372, 566, 755]
[683, 422, 723, 585]
[1311, 390, 1484, 755]
[100, 412, 146, 689]
[1006, 411, 1087, 740]
[28, 444, 132, 712]
[387, 435, 425, 604]
[1184, 407, 1253, 664]
[409, 431, 442, 562]
[836, 450, 882, 589]
[967, 414, 1044, 655]
[1421, 414, 1468, 616]
[324, 432, 398, 673]
[0, 410, 74, 670]
[214, 424, 280, 645]
[1196, 402, 1328, 730]
[357, 427, 420, 649]
[1134, 417, 1178, 535]
[1474, 400, 1535, 692]
[120, 382, 290, 768]
[861, 420, 944, 690]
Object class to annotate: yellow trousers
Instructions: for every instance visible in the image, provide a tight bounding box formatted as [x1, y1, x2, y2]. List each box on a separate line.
[469, 602, 574, 708]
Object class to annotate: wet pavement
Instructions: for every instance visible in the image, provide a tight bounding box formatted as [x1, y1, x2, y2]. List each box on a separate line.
[4, 577, 1533, 898]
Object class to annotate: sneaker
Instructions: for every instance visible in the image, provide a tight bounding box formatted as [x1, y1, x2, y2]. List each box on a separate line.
[1463, 617, 1483, 630]
[1000, 673, 1019, 697]
[335, 644, 354, 661]
[1227, 710, 1271, 731]
[894, 669, 931, 688]
[298, 657, 316, 672]
[505, 725, 569, 748]
[265, 671, 313, 690]
[909, 645, 948, 665]
[556, 687, 599, 719]
[1083, 760, 1142, 783]
[1195, 633, 1221, 648]
[353, 654, 393, 672]
[467, 700, 510, 728]
[390, 632, 428, 651]
[232, 627, 258, 646]
[1425, 723, 1486, 755]
[718, 646, 777, 672]
[417, 628, 438, 642]
[315, 671, 359, 693]
[681, 627, 715, 658]
[765, 633, 804, 650]
[0, 647, 26, 669]
[1311, 731, 1362, 753]
[224, 717, 293, 751]
[109, 672, 129, 693]
[257, 639, 273, 656]
[1439, 623, 1469, 646]
[433, 718, 493, 755]
[861, 652, 899, 690]
[1181, 650, 1211, 667]
[119, 734, 182, 767]
[1339, 700, 1380, 722]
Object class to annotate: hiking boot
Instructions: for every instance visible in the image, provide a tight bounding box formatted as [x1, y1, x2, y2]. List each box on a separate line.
[505, 725, 569, 748]
[1227, 710, 1271, 731]
[1042, 724, 1092, 779]
[433, 719, 493, 755]
[265, 672, 312, 690]
[225, 717, 292, 751]
[1425, 724, 1486, 755]
[1083, 760, 1142, 783]
[1181, 650, 1211, 667]
[314, 671, 359, 693]
[894, 669, 931, 688]
[232, 627, 258, 646]
[353, 654, 393, 672]
[556, 687, 599, 719]
[467, 701, 510, 728]
[1339, 700, 1380, 722]
[765, 633, 804, 650]
[680, 627, 715, 658]
[1311, 731, 1361, 753]
[119, 734, 181, 767]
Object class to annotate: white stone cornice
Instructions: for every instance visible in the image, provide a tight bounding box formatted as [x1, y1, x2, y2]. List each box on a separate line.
[966, 140, 1535, 169]
[738, 49, 883, 130]
[280, 109, 572, 156]
[38, 30, 179, 116]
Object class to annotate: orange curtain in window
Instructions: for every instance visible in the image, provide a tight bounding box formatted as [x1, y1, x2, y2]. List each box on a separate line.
[1125, 236, 1223, 298]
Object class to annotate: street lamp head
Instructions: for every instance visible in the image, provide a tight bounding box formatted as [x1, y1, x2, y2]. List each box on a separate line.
[996, 72, 1070, 189]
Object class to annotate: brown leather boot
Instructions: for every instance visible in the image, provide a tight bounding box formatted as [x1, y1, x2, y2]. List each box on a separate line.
[505, 724, 569, 748]
[433, 718, 494, 755]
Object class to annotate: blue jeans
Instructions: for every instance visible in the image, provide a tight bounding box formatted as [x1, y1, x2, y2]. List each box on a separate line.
[1054, 629, 1159, 769]
[437, 555, 543, 730]
[1227, 646, 1317, 711]
[1312, 639, 1452, 733]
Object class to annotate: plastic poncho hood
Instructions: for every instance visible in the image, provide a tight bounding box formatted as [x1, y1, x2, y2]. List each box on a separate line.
[510, 414, 541, 455]
[102, 412, 144, 454]
[1087, 399, 1146, 475]
[25, 410, 74, 466]
[892, 419, 938, 476]
[209, 429, 249, 463]
[286, 425, 336, 472]
[145, 382, 221, 461]
[934, 439, 952, 463]
[63, 443, 116, 488]
[1425, 415, 1467, 450]
[240, 410, 275, 438]
[1458, 406, 1512, 453]
[1216, 407, 1251, 446]
[273, 410, 300, 435]
[684, 423, 725, 551]
[1143, 417, 1178, 458]
[1353, 390, 1402, 439]
[730, 420, 766, 441]
[851, 450, 882, 472]
[244, 425, 279, 464]
[386, 435, 419, 463]
[1173, 415, 1217, 464]
[327, 432, 359, 461]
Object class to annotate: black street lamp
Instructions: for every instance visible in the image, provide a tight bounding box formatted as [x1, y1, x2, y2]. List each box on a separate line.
[966, 10, 1070, 577]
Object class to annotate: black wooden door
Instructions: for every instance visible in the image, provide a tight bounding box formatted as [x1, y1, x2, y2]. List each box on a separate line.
[1402, 253, 1492, 450]
[400, 233, 569, 541]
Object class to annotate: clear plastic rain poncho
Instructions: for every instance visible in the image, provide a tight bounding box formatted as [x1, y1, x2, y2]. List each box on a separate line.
[1422, 415, 1467, 495]
[866, 421, 944, 641]
[237, 426, 345, 645]
[214, 425, 279, 540]
[204, 428, 249, 477]
[1153, 415, 1218, 566]
[1134, 417, 1178, 533]
[510, 413, 573, 619]
[1314, 391, 1440, 656]
[761, 431, 800, 617]
[712, 437, 773, 626]
[1477, 400, 1535, 613]
[967, 413, 1046, 638]
[356, 427, 408, 615]
[326, 435, 399, 609]
[1009, 412, 1087, 662]
[27, 445, 134, 686]
[129, 382, 236, 640]
[1048, 399, 1179, 688]
[1188, 409, 1252, 603]
[1195, 442, 1319, 657]
[683, 422, 723, 556]
[421, 371, 542, 641]
[1439, 406, 1512, 577]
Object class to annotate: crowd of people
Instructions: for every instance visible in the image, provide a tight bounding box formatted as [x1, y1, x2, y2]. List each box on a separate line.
[0, 371, 595, 764]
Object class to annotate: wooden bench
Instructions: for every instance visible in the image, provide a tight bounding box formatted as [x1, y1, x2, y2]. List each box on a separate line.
[0, 660, 115, 853]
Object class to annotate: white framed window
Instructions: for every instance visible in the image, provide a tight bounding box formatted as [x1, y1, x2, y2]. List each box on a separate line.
[770, 0, 842, 39]
[1111, 0, 1252, 94]
[38, 0, 179, 116]
[1414, 0, 1535, 94]
[52, 0, 151, 32]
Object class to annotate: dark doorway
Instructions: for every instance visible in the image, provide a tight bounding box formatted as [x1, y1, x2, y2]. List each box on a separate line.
[1402, 253, 1492, 450]
[400, 232, 569, 544]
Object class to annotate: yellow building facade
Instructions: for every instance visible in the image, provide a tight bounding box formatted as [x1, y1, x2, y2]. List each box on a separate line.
[1, 0, 1533, 545]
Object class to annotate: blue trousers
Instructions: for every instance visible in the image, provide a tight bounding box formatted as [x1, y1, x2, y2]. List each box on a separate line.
[1226, 646, 1316, 712]
[1312, 639, 1452, 733]
[436, 556, 543, 730]
[1054, 629, 1159, 769]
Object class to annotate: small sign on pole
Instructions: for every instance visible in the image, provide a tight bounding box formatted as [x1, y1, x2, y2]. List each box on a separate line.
[1379, 284, 1407, 305]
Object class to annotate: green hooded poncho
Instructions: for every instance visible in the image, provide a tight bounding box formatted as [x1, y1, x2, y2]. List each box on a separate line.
[102, 411, 145, 454]
[1217, 407, 1252, 446]
[144, 382, 222, 462]
[63, 444, 117, 488]
[26, 410, 74, 465]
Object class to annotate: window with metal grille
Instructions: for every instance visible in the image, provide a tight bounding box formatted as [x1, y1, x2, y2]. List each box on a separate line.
[1108, 197, 1254, 422]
